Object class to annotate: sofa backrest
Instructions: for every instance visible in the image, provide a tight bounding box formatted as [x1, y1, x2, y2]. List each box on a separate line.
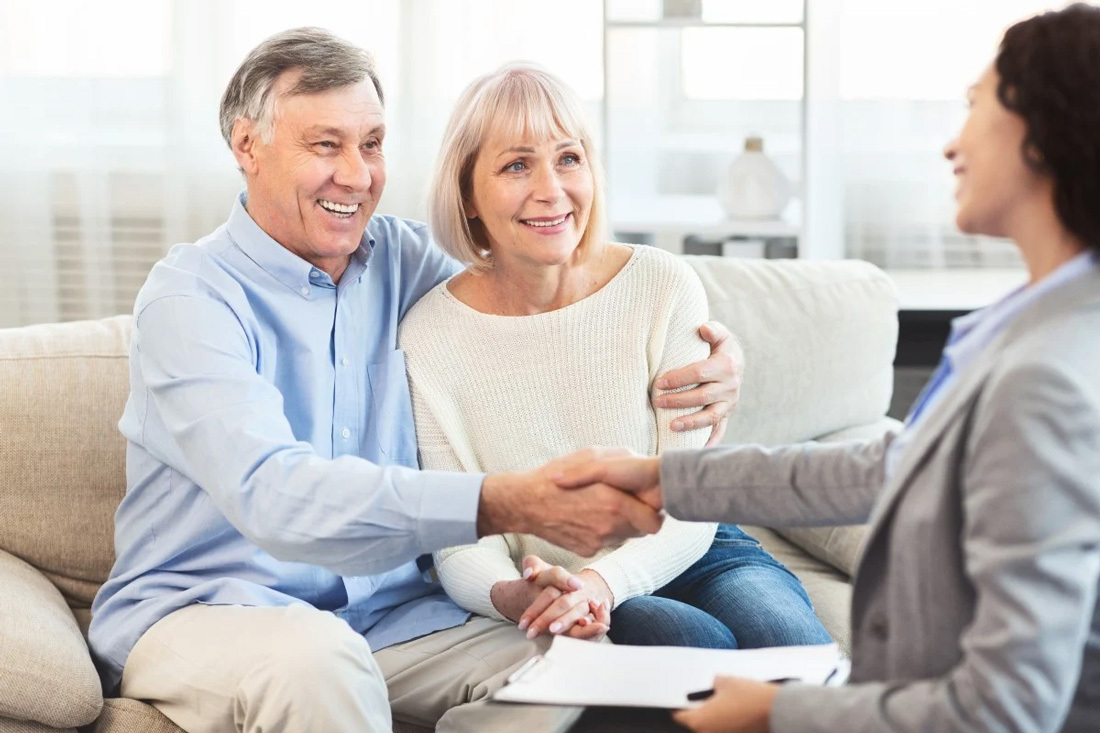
[684, 256, 898, 446]
[0, 257, 898, 613]
[0, 315, 131, 613]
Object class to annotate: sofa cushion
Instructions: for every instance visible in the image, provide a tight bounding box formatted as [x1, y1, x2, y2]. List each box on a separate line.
[0, 719, 75, 733]
[776, 525, 868, 579]
[0, 550, 102, 728]
[89, 698, 184, 733]
[0, 316, 131, 610]
[685, 257, 898, 447]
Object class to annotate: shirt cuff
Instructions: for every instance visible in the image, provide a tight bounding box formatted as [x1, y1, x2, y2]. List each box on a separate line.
[414, 470, 483, 552]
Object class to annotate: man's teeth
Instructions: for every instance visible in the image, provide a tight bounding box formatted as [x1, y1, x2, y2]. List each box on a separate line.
[318, 199, 359, 216]
[523, 215, 568, 227]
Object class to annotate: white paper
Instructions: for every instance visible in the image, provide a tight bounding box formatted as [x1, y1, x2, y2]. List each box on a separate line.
[493, 636, 843, 709]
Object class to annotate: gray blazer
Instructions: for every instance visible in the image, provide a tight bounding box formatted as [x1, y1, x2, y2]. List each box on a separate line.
[661, 267, 1100, 732]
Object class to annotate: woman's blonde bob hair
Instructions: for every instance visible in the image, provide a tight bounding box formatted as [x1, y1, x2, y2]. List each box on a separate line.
[429, 63, 608, 270]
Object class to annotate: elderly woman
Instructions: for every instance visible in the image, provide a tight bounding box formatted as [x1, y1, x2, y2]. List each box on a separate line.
[398, 64, 830, 650]
[560, 5, 1100, 731]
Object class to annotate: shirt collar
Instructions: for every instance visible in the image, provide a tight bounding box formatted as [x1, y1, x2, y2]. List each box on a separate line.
[226, 191, 375, 298]
[944, 250, 1099, 365]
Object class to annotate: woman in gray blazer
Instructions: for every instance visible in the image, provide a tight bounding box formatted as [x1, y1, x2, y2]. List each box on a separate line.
[556, 5, 1100, 732]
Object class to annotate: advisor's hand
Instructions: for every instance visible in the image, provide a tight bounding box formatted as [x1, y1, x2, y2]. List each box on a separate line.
[673, 676, 778, 733]
[654, 321, 743, 446]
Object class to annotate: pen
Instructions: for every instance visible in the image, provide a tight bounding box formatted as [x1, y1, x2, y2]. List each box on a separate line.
[685, 674, 811, 702]
[686, 677, 797, 702]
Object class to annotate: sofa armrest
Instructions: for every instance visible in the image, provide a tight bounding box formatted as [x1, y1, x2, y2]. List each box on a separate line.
[0, 549, 102, 728]
[772, 418, 903, 577]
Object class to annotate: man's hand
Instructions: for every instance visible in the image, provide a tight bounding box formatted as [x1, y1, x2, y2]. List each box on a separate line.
[673, 676, 778, 733]
[553, 452, 664, 512]
[518, 558, 614, 640]
[478, 449, 663, 556]
[490, 577, 546, 624]
[654, 321, 744, 446]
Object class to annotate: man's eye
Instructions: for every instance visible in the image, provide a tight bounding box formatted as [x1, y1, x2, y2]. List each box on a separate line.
[317, 141, 338, 149]
[363, 139, 381, 151]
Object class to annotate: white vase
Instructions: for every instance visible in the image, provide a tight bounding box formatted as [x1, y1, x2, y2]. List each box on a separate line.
[717, 136, 792, 220]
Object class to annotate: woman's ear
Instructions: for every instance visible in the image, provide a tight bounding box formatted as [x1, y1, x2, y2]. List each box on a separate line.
[464, 199, 478, 220]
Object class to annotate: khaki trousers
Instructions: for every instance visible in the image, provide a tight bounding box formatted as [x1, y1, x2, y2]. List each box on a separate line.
[121, 603, 581, 733]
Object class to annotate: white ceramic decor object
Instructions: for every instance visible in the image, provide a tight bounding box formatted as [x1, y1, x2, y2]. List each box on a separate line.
[718, 136, 793, 220]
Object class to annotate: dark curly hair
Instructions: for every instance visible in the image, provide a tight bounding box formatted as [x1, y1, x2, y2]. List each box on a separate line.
[996, 3, 1100, 255]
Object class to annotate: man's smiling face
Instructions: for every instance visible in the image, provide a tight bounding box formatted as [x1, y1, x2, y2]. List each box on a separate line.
[237, 70, 386, 280]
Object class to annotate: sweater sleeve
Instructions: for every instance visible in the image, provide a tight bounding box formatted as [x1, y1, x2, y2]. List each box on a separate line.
[585, 259, 718, 606]
[407, 367, 521, 621]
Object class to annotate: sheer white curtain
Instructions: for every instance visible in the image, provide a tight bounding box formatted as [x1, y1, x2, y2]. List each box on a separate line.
[0, 0, 599, 327]
[3, 0, 1085, 327]
[816, 0, 1083, 268]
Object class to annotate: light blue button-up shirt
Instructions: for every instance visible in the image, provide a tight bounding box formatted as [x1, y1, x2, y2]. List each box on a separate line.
[886, 251, 1099, 480]
[89, 194, 482, 693]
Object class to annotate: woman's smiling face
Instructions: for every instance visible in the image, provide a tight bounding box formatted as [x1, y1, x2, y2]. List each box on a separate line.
[943, 67, 1048, 239]
[465, 126, 595, 270]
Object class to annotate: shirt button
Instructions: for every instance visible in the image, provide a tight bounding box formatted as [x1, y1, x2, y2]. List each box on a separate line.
[310, 270, 320, 278]
[341, 357, 349, 366]
[341, 428, 351, 439]
[300, 286, 310, 296]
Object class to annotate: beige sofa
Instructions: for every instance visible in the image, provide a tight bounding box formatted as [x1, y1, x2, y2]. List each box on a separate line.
[0, 256, 899, 733]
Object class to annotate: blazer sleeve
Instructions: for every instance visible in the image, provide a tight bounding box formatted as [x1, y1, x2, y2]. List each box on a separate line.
[769, 360, 1100, 733]
[659, 435, 895, 527]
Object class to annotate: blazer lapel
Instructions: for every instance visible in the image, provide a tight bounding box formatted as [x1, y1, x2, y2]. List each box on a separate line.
[861, 266, 1100, 550]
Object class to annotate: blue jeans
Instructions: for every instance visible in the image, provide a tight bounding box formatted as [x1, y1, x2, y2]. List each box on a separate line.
[608, 524, 832, 649]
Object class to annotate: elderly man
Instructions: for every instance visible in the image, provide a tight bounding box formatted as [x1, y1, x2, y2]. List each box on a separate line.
[89, 27, 742, 733]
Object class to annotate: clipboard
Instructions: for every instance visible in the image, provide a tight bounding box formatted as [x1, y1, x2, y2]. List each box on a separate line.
[493, 636, 846, 709]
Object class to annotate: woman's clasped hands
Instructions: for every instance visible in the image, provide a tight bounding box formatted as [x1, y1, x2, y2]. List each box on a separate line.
[490, 555, 612, 641]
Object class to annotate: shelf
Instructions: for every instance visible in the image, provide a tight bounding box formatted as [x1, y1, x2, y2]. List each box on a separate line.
[602, 0, 808, 250]
[610, 195, 801, 239]
[605, 20, 804, 29]
[886, 268, 1027, 312]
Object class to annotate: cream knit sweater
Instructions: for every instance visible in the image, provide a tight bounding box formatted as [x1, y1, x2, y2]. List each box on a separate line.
[399, 245, 717, 621]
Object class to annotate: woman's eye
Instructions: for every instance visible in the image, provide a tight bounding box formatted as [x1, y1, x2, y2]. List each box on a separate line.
[505, 161, 526, 173]
[561, 153, 581, 165]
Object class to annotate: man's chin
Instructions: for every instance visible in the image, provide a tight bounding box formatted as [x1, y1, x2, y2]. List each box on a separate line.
[311, 221, 368, 249]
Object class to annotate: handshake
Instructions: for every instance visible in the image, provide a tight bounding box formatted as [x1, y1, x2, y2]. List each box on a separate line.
[477, 447, 669, 560]
[477, 447, 669, 641]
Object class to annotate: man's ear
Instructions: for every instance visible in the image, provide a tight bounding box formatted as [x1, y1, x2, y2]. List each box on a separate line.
[230, 117, 260, 176]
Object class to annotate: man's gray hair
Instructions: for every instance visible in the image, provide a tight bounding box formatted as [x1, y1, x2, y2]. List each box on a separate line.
[218, 27, 384, 147]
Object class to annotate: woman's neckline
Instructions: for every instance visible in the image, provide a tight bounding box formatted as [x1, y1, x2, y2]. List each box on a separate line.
[441, 244, 641, 319]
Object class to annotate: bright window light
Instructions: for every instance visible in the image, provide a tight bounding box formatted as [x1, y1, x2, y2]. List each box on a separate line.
[701, 0, 804, 24]
[839, 0, 1082, 100]
[0, 0, 170, 77]
[681, 27, 804, 100]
